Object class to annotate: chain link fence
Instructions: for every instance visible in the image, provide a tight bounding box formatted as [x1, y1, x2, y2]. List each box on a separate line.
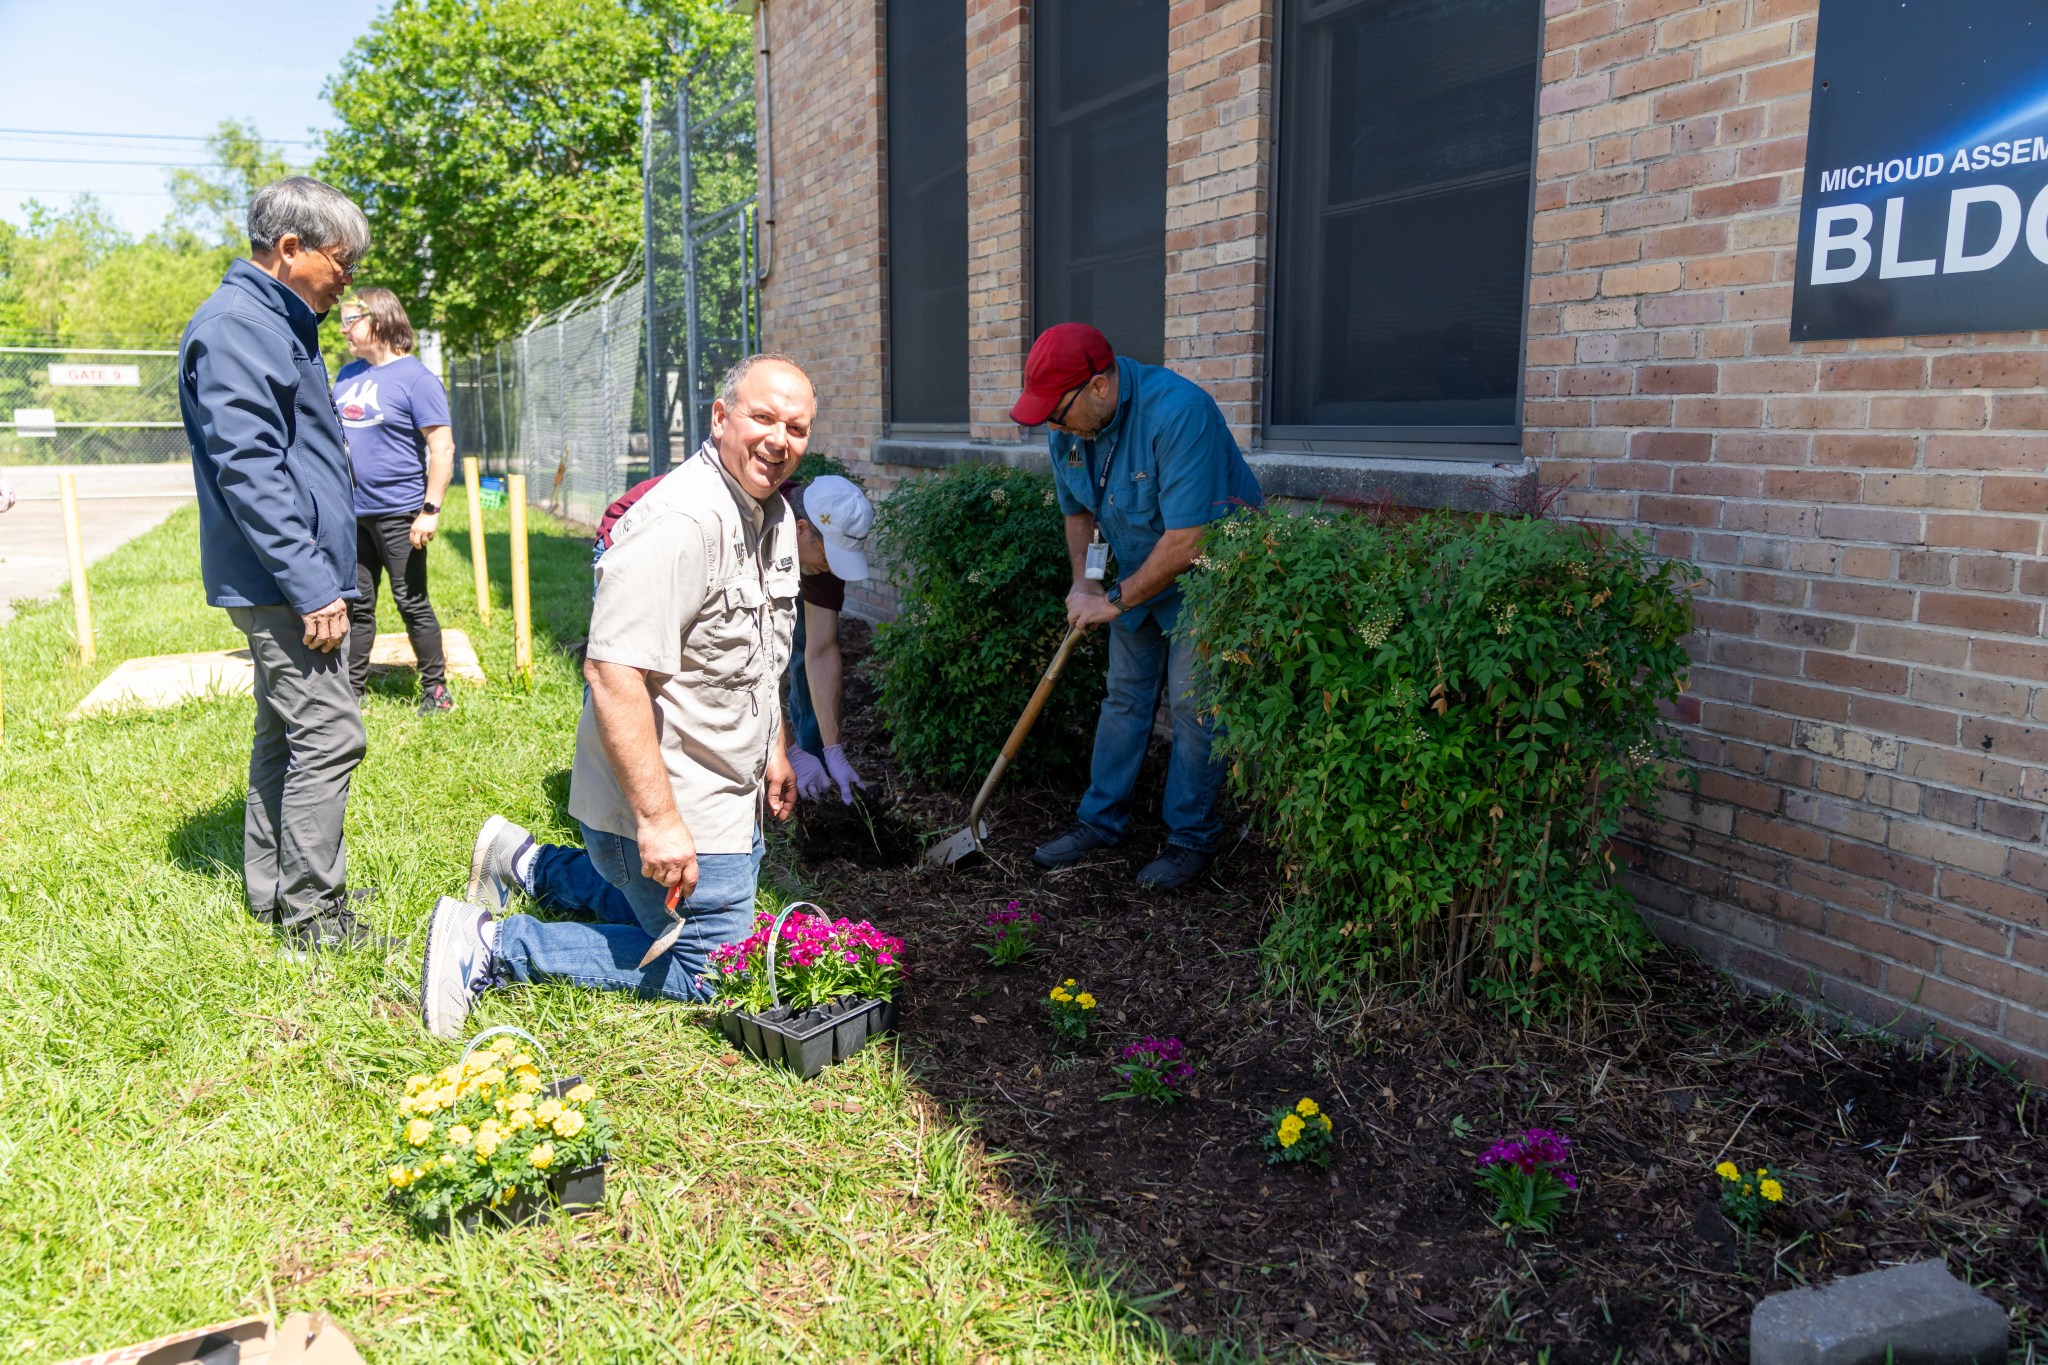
[0, 345, 187, 465]
[449, 274, 648, 528]
[446, 41, 757, 523]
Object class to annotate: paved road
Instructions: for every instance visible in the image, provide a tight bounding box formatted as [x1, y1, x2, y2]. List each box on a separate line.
[0, 464, 195, 626]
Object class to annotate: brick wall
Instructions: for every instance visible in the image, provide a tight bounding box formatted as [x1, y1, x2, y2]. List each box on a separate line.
[755, 0, 889, 613]
[1527, 0, 2048, 1077]
[1164, 0, 1273, 452]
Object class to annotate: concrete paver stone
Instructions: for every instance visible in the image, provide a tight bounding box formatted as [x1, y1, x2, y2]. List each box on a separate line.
[1750, 1258, 2007, 1365]
[70, 631, 485, 719]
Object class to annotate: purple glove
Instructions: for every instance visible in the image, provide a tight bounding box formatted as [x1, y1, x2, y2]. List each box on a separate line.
[787, 745, 829, 801]
[823, 745, 867, 804]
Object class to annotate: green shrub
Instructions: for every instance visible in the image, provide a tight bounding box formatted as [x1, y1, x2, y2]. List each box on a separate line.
[1180, 506, 1699, 1018]
[872, 463, 1107, 787]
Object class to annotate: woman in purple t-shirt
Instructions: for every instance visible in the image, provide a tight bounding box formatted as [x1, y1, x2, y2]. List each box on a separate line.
[334, 288, 456, 713]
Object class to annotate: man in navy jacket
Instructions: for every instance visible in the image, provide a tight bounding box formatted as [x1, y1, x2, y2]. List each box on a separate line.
[179, 176, 393, 955]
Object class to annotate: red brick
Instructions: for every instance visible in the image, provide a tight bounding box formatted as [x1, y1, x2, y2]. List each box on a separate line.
[1918, 592, 2043, 636]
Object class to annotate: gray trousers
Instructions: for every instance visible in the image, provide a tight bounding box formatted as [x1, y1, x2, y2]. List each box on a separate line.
[227, 604, 367, 925]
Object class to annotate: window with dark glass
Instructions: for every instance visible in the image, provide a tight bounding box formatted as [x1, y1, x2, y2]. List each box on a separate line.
[887, 0, 970, 427]
[1033, 0, 1169, 366]
[1270, 0, 1541, 442]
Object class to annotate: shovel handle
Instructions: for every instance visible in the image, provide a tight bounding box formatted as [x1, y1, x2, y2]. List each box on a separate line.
[966, 623, 1085, 827]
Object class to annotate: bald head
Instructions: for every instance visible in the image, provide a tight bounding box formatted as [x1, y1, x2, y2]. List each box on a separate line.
[709, 354, 815, 502]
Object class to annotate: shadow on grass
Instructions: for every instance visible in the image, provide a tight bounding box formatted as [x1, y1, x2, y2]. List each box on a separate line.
[168, 787, 243, 882]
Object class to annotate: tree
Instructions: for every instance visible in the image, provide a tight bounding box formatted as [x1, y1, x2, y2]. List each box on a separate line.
[316, 0, 746, 349]
[165, 119, 299, 249]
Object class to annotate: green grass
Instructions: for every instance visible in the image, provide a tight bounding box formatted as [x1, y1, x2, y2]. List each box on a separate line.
[0, 495, 1183, 1362]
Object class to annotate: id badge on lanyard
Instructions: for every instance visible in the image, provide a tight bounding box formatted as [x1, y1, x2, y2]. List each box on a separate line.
[1081, 423, 1122, 582]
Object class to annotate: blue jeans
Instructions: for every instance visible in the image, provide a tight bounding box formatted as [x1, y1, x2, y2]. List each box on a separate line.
[788, 606, 823, 753]
[1076, 615, 1225, 854]
[494, 823, 762, 1002]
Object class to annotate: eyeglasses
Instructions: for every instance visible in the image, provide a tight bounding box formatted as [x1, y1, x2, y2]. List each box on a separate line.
[339, 313, 368, 330]
[1047, 367, 1108, 429]
[315, 246, 358, 283]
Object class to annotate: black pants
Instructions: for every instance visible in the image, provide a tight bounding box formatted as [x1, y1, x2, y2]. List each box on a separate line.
[347, 512, 445, 695]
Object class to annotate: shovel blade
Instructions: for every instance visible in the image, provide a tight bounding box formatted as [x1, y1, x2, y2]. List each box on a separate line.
[923, 817, 989, 869]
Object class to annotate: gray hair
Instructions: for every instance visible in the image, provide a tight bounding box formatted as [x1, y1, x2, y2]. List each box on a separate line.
[246, 176, 371, 262]
[717, 352, 808, 406]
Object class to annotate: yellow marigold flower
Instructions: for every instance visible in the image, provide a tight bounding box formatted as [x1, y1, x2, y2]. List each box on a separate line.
[1319, 1114, 1332, 1132]
[508, 1053, 534, 1070]
[475, 1133, 499, 1160]
[566, 1083, 595, 1104]
[506, 1091, 535, 1111]
[508, 1109, 533, 1132]
[405, 1118, 434, 1147]
[1076, 993, 1095, 1009]
[1715, 1161, 1739, 1181]
[491, 1036, 516, 1056]
[516, 1072, 542, 1093]
[1756, 1167, 1767, 1177]
[411, 1166, 426, 1181]
[1760, 1179, 1784, 1203]
[553, 1109, 586, 1138]
[439, 1152, 456, 1167]
[477, 1067, 505, 1088]
[535, 1098, 564, 1123]
[449, 1125, 473, 1147]
[387, 1165, 412, 1188]
[436, 1066, 459, 1086]
[1063, 979, 1077, 988]
[404, 1075, 432, 1096]
[1050, 988, 1071, 1002]
[1742, 1184, 1753, 1195]
[433, 1086, 458, 1109]
[1295, 1098, 1320, 1118]
[1278, 1115, 1303, 1148]
[397, 1095, 416, 1117]
[529, 1142, 556, 1170]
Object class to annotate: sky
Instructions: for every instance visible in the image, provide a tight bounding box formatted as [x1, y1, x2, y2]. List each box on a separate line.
[0, 0, 389, 238]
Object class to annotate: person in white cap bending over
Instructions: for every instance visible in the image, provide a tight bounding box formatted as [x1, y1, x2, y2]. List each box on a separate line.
[778, 474, 875, 804]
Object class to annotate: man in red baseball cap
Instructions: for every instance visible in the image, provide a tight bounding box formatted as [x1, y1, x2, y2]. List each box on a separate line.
[1011, 323, 1263, 891]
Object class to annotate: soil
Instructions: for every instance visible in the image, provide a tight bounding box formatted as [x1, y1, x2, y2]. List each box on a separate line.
[794, 621, 2048, 1361]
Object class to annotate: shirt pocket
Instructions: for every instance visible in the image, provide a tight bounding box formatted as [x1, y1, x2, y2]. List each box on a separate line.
[1108, 445, 1161, 525]
[700, 573, 771, 690]
[764, 566, 801, 675]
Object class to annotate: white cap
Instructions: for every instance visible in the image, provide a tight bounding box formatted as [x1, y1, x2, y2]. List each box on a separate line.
[797, 475, 873, 581]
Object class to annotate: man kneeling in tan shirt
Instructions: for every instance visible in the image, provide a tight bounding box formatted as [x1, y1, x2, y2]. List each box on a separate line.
[420, 354, 809, 1037]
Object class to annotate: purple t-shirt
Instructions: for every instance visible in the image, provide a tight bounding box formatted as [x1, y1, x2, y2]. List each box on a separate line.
[333, 355, 451, 517]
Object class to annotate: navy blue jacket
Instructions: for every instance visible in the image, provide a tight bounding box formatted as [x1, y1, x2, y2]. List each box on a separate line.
[179, 259, 357, 615]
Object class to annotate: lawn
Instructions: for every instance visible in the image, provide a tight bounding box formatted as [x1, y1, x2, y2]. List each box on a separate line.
[0, 494, 1182, 1363]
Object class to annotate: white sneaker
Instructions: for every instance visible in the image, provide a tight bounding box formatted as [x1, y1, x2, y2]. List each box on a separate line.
[467, 815, 534, 911]
[420, 896, 498, 1039]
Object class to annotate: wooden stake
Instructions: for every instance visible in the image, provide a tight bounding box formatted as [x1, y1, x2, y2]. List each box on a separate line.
[463, 456, 492, 625]
[57, 471, 94, 666]
[509, 473, 532, 686]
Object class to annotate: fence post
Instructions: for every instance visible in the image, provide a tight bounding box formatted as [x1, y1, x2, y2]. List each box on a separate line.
[508, 474, 532, 686]
[641, 77, 668, 478]
[678, 71, 702, 453]
[57, 471, 94, 666]
[464, 455, 492, 626]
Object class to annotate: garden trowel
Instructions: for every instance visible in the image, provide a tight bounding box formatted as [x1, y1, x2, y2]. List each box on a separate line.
[639, 879, 686, 967]
[924, 622, 1085, 869]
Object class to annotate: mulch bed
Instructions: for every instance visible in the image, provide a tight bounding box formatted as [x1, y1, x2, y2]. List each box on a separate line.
[792, 621, 2047, 1361]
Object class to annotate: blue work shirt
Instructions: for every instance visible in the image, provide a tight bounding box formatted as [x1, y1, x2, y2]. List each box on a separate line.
[1048, 356, 1262, 632]
[179, 259, 358, 615]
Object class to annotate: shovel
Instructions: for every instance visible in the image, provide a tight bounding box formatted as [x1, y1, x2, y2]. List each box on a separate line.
[638, 878, 687, 968]
[924, 622, 1086, 869]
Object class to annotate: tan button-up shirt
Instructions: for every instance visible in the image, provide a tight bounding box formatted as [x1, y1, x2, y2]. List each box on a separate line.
[568, 442, 799, 853]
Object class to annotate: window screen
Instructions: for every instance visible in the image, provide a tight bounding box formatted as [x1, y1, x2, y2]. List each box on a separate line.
[887, 0, 970, 426]
[1270, 0, 1540, 439]
[1033, 0, 1169, 366]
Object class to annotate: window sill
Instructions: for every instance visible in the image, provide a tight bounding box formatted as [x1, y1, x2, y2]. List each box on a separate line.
[1246, 450, 1535, 512]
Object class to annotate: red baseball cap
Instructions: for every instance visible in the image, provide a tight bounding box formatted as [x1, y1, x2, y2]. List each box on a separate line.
[1010, 323, 1115, 426]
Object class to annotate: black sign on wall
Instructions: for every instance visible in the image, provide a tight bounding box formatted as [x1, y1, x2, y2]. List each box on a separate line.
[1792, 0, 2048, 341]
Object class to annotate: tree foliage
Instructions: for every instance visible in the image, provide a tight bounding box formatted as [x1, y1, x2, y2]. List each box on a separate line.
[0, 121, 298, 346]
[316, 0, 746, 349]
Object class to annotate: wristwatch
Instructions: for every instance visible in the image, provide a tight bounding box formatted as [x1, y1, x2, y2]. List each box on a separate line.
[421, 501, 441, 515]
[1105, 584, 1124, 612]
